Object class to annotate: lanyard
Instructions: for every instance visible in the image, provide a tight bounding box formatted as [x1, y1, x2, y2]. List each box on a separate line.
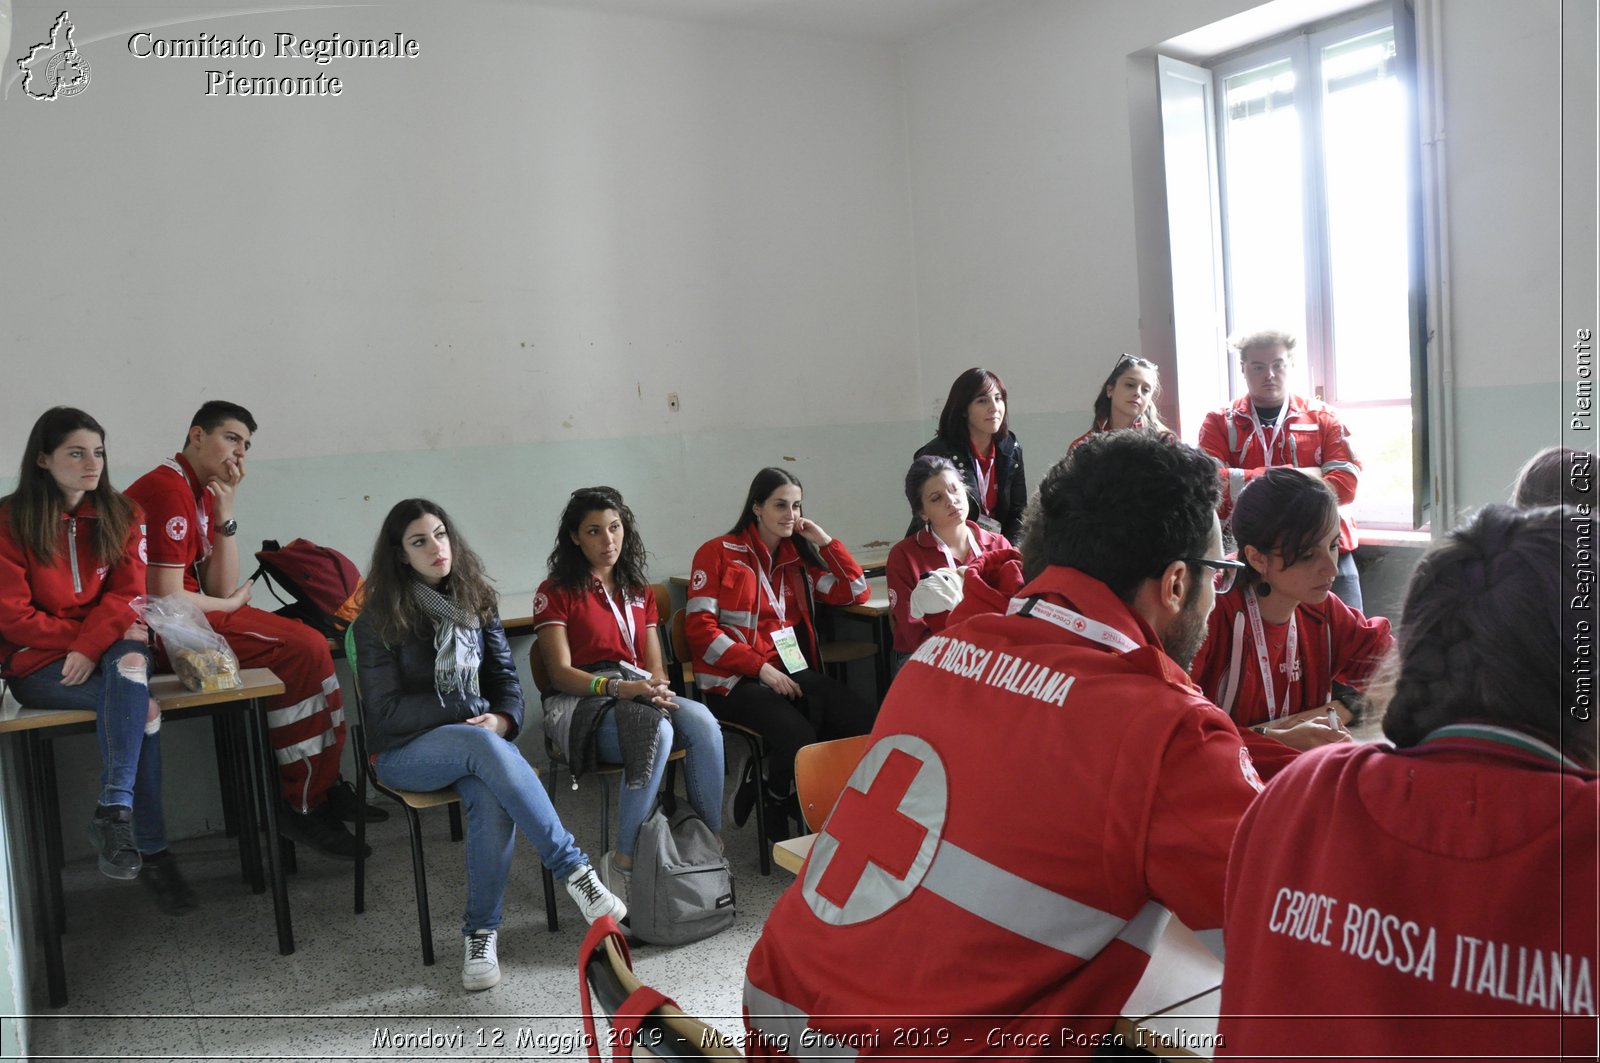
[1244, 590, 1298, 720]
[970, 446, 996, 515]
[756, 557, 787, 627]
[1007, 596, 1141, 654]
[596, 578, 638, 663]
[934, 525, 981, 570]
[1249, 404, 1289, 467]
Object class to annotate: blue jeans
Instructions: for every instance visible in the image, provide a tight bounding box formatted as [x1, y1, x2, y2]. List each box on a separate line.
[375, 723, 589, 935]
[1333, 551, 1363, 613]
[594, 696, 724, 858]
[10, 640, 168, 854]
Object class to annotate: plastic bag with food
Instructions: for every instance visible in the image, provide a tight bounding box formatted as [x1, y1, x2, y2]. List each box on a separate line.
[144, 595, 242, 692]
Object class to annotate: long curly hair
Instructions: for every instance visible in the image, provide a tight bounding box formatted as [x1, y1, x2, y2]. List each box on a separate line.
[1374, 505, 1592, 765]
[546, 486, 650, 597]
[4, 407, 136, 567]
[360, 498, 498, 644]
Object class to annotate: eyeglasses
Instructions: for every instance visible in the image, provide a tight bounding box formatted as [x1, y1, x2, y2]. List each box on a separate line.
[1180, 556, 1249, 594]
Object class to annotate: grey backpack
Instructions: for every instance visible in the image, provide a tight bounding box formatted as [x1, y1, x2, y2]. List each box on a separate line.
[628, 803, 735, 945]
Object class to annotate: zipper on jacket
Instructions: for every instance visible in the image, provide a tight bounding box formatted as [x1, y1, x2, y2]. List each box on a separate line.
[67, 518, 82, 593]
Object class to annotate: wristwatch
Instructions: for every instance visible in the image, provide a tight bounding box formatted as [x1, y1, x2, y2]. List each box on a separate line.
[218, 518, 239, 537]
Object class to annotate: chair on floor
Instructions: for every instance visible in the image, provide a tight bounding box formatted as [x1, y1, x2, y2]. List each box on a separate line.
[795, 734, 873, 832]
[344, 627, 559, 965]
[668, 608, 771, 875]
[579, 915, 743, 1060]
[527, 639, 685, 858]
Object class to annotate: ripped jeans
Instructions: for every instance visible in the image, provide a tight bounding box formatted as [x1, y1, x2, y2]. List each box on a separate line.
[11, 640, 168, 854]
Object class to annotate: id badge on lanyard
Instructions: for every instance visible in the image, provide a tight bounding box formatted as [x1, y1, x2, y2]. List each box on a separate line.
[971, 450, 997, 526]
[757, 562, 808, 674]
[598, 580, 638, 664]
[1244, 590, 1298, 720]
[936, 528, 982, 570]
[1251, 407, 1289, 468]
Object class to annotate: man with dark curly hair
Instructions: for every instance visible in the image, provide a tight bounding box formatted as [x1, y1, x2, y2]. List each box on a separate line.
[743, 432, 1264, 1059]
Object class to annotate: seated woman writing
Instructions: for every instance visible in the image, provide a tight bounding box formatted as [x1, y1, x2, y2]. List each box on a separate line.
[1188, 468, 1394, 778]
[686, 467, 873, 839]
[351, 498, 624, 993]
[534, 486, 723, 900]
[1217, 504, 1596, 1060]
[886, 455, 1016, 666]
[0, 407, 193, 913]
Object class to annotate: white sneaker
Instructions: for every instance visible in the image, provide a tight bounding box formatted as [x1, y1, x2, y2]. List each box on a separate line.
[462, 930, 500, 991]
[566, 864, 627, 925]
[599, 850, 633, 904]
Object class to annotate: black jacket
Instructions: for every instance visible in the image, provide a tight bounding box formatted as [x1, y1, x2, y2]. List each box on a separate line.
[351, 611, 524, 756]
[911, 431, 1027, 543]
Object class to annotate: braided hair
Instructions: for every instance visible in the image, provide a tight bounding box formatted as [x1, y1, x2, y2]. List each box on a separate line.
[1375, 504, 1594, 766]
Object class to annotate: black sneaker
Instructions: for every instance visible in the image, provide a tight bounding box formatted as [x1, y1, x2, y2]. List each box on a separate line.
[140, 850, 199, 915]
[87, 805, 141, 880]
[279, 803, 371, 860]
[731, 759, 759, 828]
[324, 777, 390, 823]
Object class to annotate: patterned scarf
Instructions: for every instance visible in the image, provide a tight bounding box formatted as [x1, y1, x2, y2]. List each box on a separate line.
[409, 579, 482, 698]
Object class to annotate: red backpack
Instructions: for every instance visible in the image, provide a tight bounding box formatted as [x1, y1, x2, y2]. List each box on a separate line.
[251, 539, 365, 637]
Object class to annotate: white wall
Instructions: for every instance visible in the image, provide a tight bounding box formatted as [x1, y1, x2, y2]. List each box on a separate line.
[1, 0, 924, 585]
[900, 0, 1593, 512]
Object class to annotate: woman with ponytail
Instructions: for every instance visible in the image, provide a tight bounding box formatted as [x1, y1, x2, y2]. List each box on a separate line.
[1188, 468, 1392, 776]
[1217, 504, 1596, 1060]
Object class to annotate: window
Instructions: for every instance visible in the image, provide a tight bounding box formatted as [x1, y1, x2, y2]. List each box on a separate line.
[1160, 2, 1427, 528]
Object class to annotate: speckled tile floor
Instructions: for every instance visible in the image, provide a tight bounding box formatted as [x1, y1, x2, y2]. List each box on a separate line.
[22, 769, 791, 1061]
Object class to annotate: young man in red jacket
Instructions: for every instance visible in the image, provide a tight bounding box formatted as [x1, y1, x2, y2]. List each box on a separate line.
[742, 434, 1262, 1058]
[1198, 329, 1365, 609]
[125, 401, 378, 859]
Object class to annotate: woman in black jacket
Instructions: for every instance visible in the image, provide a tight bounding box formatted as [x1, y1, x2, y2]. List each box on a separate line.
[351, 498, 624, 992]
[912, 367, 1027, 542]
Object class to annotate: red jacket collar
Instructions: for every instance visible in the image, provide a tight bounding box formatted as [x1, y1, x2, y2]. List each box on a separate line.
[736, 523, 799, 571]
[1226, 392, 1312, 423]
[173, 452, 205, 499]
[1016, 566, 1159, 651]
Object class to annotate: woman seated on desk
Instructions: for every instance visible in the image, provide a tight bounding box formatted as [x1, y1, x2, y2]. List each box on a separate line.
[1068, 353, 1173, 451]
[686, 467, 873, 839]
[912, 367, 1027, 542]
[351, 498, 624, 993]
[1217, 504, 1596, 1061]
[0, 408, 194, 913]
[1188, 468, 1393, 779]
[533, 486, 723, 899]
[886, 455, 1017, 667]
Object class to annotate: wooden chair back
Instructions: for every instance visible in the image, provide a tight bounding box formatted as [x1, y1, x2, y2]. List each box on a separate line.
[795, 734, 872, 832]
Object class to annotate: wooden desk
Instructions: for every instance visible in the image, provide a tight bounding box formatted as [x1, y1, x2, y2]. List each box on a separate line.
[772, 832, 815, 874]
[834, 576, 892, 700]
[774, 829, 1223, 1059]
[149, 668, 291, 956]
[1, 668, 286, 1007]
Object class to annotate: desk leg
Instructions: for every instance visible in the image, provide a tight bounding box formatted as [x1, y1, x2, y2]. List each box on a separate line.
[243, 698, 295, 955]
[874, 616, 893, 704]
[211, 715, 241, 840]
[40, 740, 66, 935]
[223, 712, 265, 893]
[20, 733, 68, 1007]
